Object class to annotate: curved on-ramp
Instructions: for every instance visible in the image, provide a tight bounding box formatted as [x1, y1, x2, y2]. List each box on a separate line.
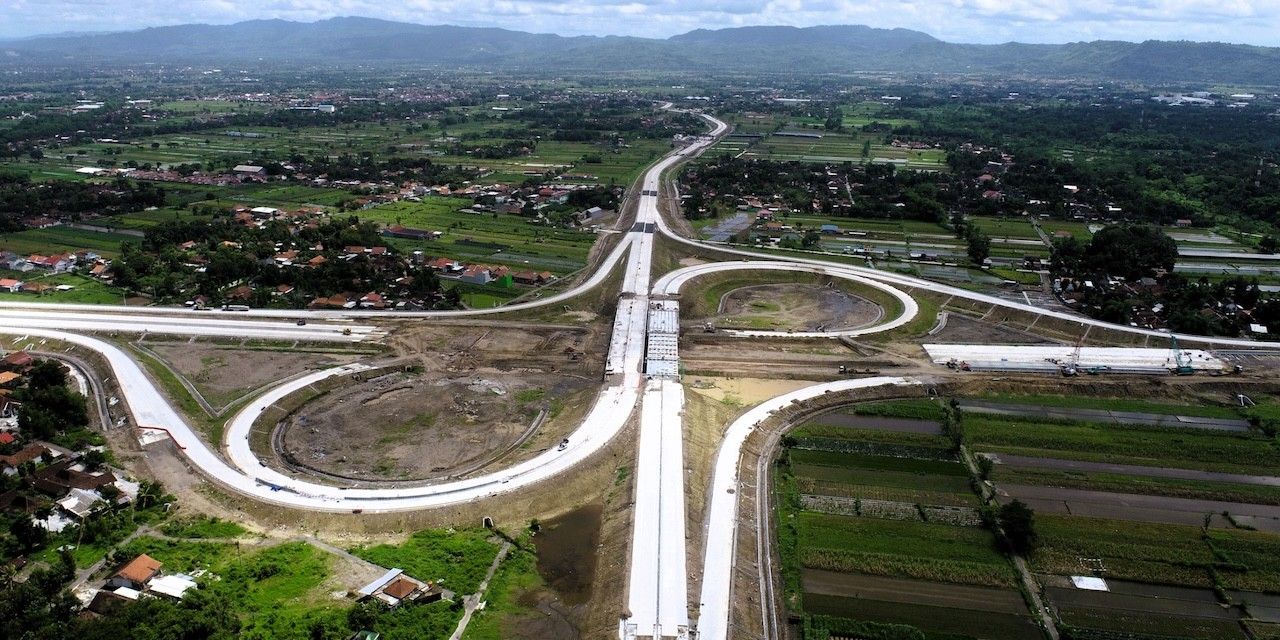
[652, 260, 919, 338]
[694, 376, 920, 640]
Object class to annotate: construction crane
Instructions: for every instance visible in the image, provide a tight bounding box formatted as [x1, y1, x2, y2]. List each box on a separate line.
[1061, 335, 1084, 377]
[1170, 336, 1195, 375]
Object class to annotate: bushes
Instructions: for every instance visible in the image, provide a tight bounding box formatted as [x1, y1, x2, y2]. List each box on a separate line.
[805, 615, 928, 640]
[349, 528, 500, 594]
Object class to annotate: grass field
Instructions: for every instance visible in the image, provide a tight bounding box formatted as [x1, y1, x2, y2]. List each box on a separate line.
[1032, 514, 1280, 592]
[966, 414, 1278, 475]
[742, 130, 947, 170]
[993, 466, 1280, 506]
[0, 271, 127, 304]
[1056, 605, 1245, 640]
[972, 393, 1245, 419]
[102, 207, 215, 230]
[0, 225, 137, 258]
[358, 198, 596, 275]
[349, 528, 501, 595]
[968, 216, 1041, 240]
[804, 595, 1042, 640]
[795, 513, 1014, 587]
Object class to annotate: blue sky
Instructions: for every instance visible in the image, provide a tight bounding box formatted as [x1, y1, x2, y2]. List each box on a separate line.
[2, 0, 1277, 46]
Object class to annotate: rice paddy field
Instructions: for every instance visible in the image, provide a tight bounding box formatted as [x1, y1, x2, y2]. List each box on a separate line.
[782, 396, 1280, 640]
[776, 402, 1040, 639]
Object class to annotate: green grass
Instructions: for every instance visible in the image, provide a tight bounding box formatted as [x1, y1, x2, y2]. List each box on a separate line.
[804, 595, 1042, 640]
[460, 538, 543, 640]
[967, 216, 1040, 240]
[790, 425, 950, 449]
[0, 226, 137, 258]
[361, 198, 595, 275]
[116, 536, 238, 573]
[992, 466, 1280, 506]
[114, 538, 355, 639]
[1030, 515, 1253, 590]
[102, 207, 214, 230]
[160, 516, 249, 539]
[967, 415, 1278, 475]
[1057, 606, 1245, 640]
[791, 450, 968, 477]
[795, 513, 1014, 587]
[0, 271, 128, 304]
[350, 528, 500, 594]
[849, 399, 949, 421]
[971, 393, 1244, 419]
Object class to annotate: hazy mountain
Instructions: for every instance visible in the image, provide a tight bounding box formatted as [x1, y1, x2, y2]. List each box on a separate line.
[5, 17, 1280, 85]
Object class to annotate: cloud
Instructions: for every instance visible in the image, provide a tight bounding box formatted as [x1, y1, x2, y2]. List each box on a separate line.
[1, 0, 1277, 45]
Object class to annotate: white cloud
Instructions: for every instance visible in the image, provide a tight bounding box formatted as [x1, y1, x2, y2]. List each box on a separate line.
[1, 0, 1277, 45]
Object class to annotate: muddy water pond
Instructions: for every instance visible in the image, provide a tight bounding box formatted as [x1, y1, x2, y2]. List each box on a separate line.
[534, 503, 602, 605]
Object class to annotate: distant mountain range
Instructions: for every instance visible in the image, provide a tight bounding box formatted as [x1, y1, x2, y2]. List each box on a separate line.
[5, 17, 1280, 85]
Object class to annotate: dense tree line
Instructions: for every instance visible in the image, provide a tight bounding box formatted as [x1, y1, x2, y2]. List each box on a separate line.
[112, 215, 454, 308]
[0, 172, 165, 228]
[16, 360, 89, 441]
[914, 103, 1280, 230]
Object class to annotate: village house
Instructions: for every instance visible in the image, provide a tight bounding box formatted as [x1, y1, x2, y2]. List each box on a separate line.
[0, 444, 48, 475]
[3, 351, 35, 371]
[460, 266, 492, 285]
[357, 568, 440, 608]
[108, 554, 163, 591]
[0, 278, 22, 293]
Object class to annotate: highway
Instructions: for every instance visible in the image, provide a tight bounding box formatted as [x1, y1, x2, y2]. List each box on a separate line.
[0, 308, 383, 342]
[6, 108, 1280, 640]
[693, 377, 920, 640]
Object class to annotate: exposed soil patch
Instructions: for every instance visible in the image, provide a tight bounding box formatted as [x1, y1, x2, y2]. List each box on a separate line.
[803, 570, 1028, 615]
[711, 283, 881, 332]
[145, 341, 358, 409]
[686, 376, 815, 407]
[998, 483, 1280, 530]
[280, 369, 595, 482]
[929, 313, 1056, 344]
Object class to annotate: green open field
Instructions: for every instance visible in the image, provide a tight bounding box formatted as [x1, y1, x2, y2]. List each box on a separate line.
[101, 207, 215, 230]
[967, 216, 1041, 240]
[360, 198, 596, 275]
[992, 465, 1280, 506]
[804, 595, 1042, 640]
[795, 512, 1014, 587]
[777, 412, 1032, 638]
[972, 393, 1246, 419]
[1032, 514, 1280, 592]
[743, 131, 947, 170]
[349, 528, 502, 595]
[0, 225, 137, 258]
[115, 536, 462, 639]
[0, 271, 128, 304]
[966, 414, 1277, 475]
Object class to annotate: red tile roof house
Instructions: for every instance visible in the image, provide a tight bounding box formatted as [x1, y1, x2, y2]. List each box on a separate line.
[1, 444, 49, 475]
[428, 257, 459, 272]
[0, 278, 22, 293]
[460, 267, 492, 285]
[108, 554, 162, 591]
[2, 351, 34, 371]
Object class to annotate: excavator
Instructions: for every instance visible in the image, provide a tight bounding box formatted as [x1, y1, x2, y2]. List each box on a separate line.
[1170, 336, 1195, 375]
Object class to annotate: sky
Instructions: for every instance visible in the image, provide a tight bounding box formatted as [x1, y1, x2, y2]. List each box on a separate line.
[1, 0, 1278, 46]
